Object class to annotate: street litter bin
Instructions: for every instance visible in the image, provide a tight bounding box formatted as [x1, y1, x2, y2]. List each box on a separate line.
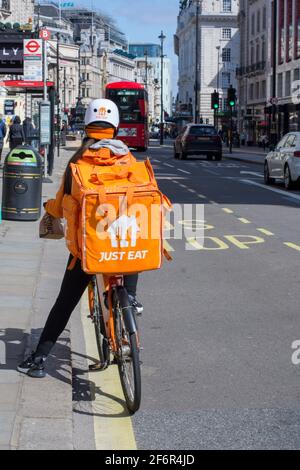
[1, 145, 43, 221]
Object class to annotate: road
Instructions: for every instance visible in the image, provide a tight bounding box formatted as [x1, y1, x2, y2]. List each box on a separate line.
[71, 142, 300, 450]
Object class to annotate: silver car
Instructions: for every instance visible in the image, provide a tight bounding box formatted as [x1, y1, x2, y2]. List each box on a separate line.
[264, 132, 300, 189]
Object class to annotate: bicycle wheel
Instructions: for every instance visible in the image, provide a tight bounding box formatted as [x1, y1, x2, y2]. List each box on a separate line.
[88, 278, 110, 370]
[113, 287, 141, 414]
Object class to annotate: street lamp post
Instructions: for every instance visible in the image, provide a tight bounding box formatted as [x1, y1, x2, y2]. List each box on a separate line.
[271, 0, 278, 145]
[56, 33, 60, 158]
[216, 45, 221, 130]
[144, 49, 148, 90]
[195, 0, 201, 123]
[159, 30, 166, 146]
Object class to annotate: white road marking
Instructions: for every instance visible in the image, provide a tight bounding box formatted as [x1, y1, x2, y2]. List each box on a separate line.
[240, 171, 263, 178]
[241, 179, 300, 202]
[164, 163, 175, 168]
[223, 208, 234, 214]
[177, 168, 191, 175]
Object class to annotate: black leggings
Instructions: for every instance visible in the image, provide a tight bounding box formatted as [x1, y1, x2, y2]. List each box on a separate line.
[36, 256, 138, 357]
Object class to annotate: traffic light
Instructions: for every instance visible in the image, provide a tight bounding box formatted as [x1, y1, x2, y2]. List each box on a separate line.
[211, 90, 220, 110]
[227, 86, 237, 108]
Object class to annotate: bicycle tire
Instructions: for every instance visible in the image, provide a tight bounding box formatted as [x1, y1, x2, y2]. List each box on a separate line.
[89, 279, 110, 370]
[114, 287, 141, 414]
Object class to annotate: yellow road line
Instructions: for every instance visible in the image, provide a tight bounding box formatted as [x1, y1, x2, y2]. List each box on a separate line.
[80, 295, 137, 450]
[257, 228, 274, 236]
[164, 240, 175, 252]
[284, 242, 300, 252]
[238, 218, 251, 224]
[222, 208, 233, 214]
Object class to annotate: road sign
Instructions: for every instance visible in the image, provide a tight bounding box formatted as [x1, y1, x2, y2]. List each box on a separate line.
[24, 40, 42, 55]
[4, 99, 15, 116]
[39, 29, 51, 41]
[40, 101, 51, 145]
[23, 39, 43, 81]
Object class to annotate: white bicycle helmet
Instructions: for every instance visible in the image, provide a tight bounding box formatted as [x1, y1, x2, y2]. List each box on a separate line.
[84, 98, 120, 129]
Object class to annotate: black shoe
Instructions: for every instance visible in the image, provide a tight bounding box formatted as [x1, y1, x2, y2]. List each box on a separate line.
[128, 295, 144, 316]
[17, 353, 35, 374]
[18, 353, 47, 378]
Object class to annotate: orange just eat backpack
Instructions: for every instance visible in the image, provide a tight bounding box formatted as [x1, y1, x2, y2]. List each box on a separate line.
[62, 147, 171, 275]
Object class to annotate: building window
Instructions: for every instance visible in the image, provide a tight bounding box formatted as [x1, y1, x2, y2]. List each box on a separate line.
[294, 68, 300, 82]
[249, 84, 254, 100]
[222, 72, 231, 88]
[222, 48, 231, 62]
[257, 10, 261, 33]
[261, 37, 266, 62]
[262, 80, 266, 98]
[256, 82, 260, 99]
[277, 73, 283, 97]
[251, 13, 255, 36]
[262, 6, 267, 30]
[285, 71, 291, 96]
[223, 0, 232, 12]
[222, 28, 232, 39]
[256, 43, 260, 63]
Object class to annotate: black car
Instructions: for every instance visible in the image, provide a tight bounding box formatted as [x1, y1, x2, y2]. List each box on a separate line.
[174, 124, 222, 160]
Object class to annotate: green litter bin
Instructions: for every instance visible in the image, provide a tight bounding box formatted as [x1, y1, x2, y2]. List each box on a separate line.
[1, 145, 43, 221]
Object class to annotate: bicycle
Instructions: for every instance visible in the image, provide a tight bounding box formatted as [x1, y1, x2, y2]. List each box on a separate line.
[88, 274, 141, 414]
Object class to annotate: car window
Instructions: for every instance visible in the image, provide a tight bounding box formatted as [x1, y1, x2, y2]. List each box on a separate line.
[189, 126, 217, 136]
[284, 135, 296, 148]
[277, 136, 288, 149]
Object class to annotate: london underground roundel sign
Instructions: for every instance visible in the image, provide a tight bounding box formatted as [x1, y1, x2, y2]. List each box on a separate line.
[25, 40, 41, 54]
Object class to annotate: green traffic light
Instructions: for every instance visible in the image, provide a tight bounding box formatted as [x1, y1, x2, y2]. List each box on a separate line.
[229, 101, 235, 107]
[214, 104, 219, 109]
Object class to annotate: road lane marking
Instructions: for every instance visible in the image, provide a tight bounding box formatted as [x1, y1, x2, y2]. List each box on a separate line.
[153, 159, 160, 163]
[164, 220, 174, 230]
[187, 188, 197, 193]
[241, 179, 300, 202]
[257, 228, 274, 236]
[80, 295, 137, 450]
[177, 169, 191, 175]
[163, 163, 175, 168]
[197, 195, 207, 199]
[157, 176, 185, 180]
[238, 218, 251, 224]
[204, 169, 219, 175]
[186, 237, 229, 251]
[222, 208, 233, 214]
[284, 242, 300, 251]
[240, 171, 263, 178]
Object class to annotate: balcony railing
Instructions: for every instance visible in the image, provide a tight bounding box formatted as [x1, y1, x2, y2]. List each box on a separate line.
[236, 61, 266, 77]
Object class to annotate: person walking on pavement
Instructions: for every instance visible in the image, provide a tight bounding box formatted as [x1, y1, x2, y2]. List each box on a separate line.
[0, 115, 7, 166]
[23, 117, 35, 146]
[8, 116, 25, 150]
[18, 99, 144, 379]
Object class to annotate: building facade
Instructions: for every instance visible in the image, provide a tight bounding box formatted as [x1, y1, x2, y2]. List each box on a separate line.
[129, 43, 173, 118]
[175, 0, 240, 126]
[271, 0, 300, 138]
[237, 0, 271, 144]
[4, 0, 34, 25]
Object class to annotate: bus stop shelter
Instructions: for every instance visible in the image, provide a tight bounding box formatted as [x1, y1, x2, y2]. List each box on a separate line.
[0, 80, 56, 175]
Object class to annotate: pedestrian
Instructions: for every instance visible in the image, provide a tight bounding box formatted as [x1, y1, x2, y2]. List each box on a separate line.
[61, 120, 68, 147]
[0, 115, 7, 165]
[8, 116, 25, 150]
[23, 117, 35, 146]
[240, 132, 246, 146]
[17, 99, 145, 379]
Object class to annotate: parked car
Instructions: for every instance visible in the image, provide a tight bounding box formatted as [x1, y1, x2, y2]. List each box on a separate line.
[174, 124, 222, 160]
[264, 132, 300, 190]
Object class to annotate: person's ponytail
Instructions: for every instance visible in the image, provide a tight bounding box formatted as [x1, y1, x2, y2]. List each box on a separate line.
[63, 137, 96, 195]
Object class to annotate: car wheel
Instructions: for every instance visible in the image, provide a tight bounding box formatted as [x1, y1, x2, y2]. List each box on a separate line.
[284, 165, 294, 190]
[264, 162, 275, 185]
[215, 153, 222, 161]
[207, 155, 213, 161]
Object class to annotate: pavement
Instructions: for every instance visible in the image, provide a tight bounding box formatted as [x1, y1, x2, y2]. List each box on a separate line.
[1, 140, 300, 450]
[0, 148, 74, 450]
[223, 145, 268, 166]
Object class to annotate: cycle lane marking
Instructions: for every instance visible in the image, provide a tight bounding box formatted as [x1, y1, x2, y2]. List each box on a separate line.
[284, 242, 300, 252]
[80, 296, 137, 450]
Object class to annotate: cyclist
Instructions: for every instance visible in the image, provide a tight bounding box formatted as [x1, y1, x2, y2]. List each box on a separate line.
[18, 99, 143, 379]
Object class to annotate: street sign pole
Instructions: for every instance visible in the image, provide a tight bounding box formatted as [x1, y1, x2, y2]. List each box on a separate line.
[229, 107, 233, 154]
[42, 38, 48, 179]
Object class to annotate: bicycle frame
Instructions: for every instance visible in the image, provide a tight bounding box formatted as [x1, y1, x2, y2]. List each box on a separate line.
[95, 274, 123, 353]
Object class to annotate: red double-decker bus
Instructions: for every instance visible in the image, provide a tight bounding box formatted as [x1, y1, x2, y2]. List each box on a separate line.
[106, 81, 149, 151]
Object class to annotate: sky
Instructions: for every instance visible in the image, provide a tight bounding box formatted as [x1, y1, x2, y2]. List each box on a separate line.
[76, 0, 179, 93]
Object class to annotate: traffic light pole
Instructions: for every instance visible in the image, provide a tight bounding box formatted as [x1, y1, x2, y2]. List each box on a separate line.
[229, 107, 233, 154]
